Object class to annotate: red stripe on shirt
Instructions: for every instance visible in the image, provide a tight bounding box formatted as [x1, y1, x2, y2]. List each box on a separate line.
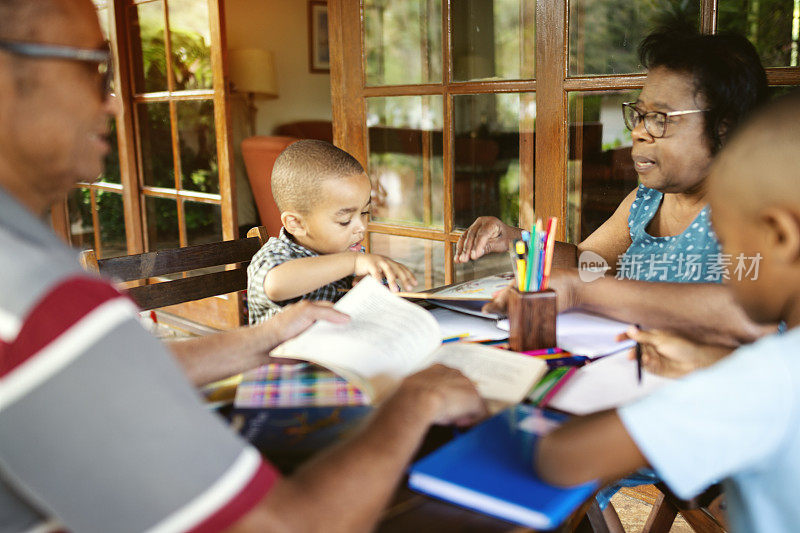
[186, 459, 280, 533]
[0, 276, 125, 378]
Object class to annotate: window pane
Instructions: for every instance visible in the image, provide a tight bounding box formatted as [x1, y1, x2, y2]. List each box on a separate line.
[67, 188, 94, 251]
[718, 0, 798, 67]
[452, 0, 535, 81]
[367, 95, 444, 229]
[185, 201, 222, 246]
[138, 102, 175, 189]
[145, 196, 179, 251]
[368, 234, 445, 289]
[98, 117, 121, 184]
[568, 0, 699, 76]
[131, 1, 168, 93]
[453, 243, 513, 281]
[567, 90, 639, 244]
[96, 190, 128, 258]
[177, 100, 219, 194]
[452, 92, 532, 230]
[168, 0, 213, 90]
[364, 0, 442, 86]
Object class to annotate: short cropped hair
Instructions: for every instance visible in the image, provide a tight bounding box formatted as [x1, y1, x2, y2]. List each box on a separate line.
[640, 23, 768, 154]
[271, 140, 365, 213]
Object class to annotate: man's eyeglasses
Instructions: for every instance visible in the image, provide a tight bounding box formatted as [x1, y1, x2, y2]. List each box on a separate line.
[0, 40, 113, 98]
[622, 102, 707, 138]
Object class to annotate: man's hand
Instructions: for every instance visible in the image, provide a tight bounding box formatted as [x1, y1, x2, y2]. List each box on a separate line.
[354, 253, 418, 292]
[455, 216, 522, 263]
[624, 327, 733, 378]
[267, 300, 350, 346]
[396, 364, 487, 426]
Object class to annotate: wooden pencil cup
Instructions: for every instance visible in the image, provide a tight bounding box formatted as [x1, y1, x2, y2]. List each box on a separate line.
[508, 288, 557, 352]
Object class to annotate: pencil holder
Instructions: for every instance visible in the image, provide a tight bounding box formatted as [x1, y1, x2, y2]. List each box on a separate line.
[508, 288, 557, 352]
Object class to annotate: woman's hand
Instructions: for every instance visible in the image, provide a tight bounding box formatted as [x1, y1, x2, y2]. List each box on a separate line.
[481, 268, 581, 315]
[624, 326, 733, 378]
[455, 216, 522, 263]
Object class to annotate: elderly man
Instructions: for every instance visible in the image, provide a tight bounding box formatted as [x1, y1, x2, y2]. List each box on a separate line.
[0, 1, 486, 532]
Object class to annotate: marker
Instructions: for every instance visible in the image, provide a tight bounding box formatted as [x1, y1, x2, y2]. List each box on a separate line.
[515, 240, 527, 291]
[442, 333, 469, 343]
[541, 217, 558, 290]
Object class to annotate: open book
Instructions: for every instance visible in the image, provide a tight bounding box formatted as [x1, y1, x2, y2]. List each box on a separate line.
[397, 273, 515, 319]
[271, 277, 547, 406]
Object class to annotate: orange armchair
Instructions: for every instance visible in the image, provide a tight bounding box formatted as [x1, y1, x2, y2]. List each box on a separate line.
[241, 136, 298, 238]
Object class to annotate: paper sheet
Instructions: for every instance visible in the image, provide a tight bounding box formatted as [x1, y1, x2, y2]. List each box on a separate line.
[546, 351, 672, 415]
[430, 307, 508, 341]
[497, 310, 636, 357]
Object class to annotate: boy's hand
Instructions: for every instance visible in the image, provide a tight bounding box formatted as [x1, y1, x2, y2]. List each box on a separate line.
[624, 327, 733, 378]
[353, 253, 418, 292]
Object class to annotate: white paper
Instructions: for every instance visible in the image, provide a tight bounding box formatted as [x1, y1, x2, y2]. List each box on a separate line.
[430, 307, 508, 341]
[546, 351, 672, 415]
[497, 310, 636, 358]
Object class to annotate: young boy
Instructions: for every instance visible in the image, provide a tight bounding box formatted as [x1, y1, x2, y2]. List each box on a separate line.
[535, 92, 800, 533]
[247, 140, 417, 323]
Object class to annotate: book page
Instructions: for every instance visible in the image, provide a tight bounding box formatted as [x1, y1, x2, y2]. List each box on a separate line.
[429, 344, 547, 406]
[271, 277, 441, 401]
[430, 307, 508, 341]
[431, 273, 515, 300]
[547, 351, 672, 415]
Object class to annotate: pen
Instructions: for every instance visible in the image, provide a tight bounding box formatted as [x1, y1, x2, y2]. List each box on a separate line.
[635, 324, 642, 384]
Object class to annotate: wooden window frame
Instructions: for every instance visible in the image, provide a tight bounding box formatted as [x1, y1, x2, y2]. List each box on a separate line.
[329, 0, 800, 286]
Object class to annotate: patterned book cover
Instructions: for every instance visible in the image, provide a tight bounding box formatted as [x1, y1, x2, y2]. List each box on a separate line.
[234, 363, 367, 408]
[231, 364, 371, 465]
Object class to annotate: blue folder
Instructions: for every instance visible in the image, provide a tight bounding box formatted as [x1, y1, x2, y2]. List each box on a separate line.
[408, 405, 598, 530]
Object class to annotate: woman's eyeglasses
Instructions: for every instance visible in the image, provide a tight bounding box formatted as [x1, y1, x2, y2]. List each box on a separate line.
[622, 102, 707, 138]
[0, 40, 113, 99]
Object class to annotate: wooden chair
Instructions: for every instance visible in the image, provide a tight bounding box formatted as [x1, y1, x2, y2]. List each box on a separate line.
[580, 483, 726, 533]
[79, 226, 269, 325]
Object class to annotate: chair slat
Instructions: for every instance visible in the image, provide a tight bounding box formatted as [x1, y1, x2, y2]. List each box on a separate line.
[98, 237, 263, 282]
[126, 268, 248, 311]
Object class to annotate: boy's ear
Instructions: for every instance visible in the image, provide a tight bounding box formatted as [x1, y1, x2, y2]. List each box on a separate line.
[761, 207, 800, 264]
[281, 211, 307, 237]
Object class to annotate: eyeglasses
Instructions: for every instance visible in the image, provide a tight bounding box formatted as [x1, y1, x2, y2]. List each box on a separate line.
[0, 40, 113, 98]
[622, 102, 707, 138]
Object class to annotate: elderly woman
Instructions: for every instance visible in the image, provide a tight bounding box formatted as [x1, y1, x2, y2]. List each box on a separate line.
[457, 25, 772, 348]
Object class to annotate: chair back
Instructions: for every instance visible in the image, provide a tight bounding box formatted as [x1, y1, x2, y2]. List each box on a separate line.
[79, 226, 269, 313]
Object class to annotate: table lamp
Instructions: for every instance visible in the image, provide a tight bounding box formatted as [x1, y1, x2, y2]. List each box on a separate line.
[229, 48, 278, 136]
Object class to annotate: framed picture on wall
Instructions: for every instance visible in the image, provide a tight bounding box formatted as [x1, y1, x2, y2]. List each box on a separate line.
[308, 1, 329, 73]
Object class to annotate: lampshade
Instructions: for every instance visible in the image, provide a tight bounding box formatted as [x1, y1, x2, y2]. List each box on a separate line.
[229, 48, 278, 96]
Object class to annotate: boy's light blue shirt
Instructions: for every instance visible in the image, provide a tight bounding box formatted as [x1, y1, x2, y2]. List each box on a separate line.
[619, 327, 800, 533]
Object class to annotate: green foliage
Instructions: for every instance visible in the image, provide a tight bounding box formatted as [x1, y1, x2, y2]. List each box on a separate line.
[88, 17, 218, 249]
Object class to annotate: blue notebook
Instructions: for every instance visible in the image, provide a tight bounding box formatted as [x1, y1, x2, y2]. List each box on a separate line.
[408, 405, 598, 530]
